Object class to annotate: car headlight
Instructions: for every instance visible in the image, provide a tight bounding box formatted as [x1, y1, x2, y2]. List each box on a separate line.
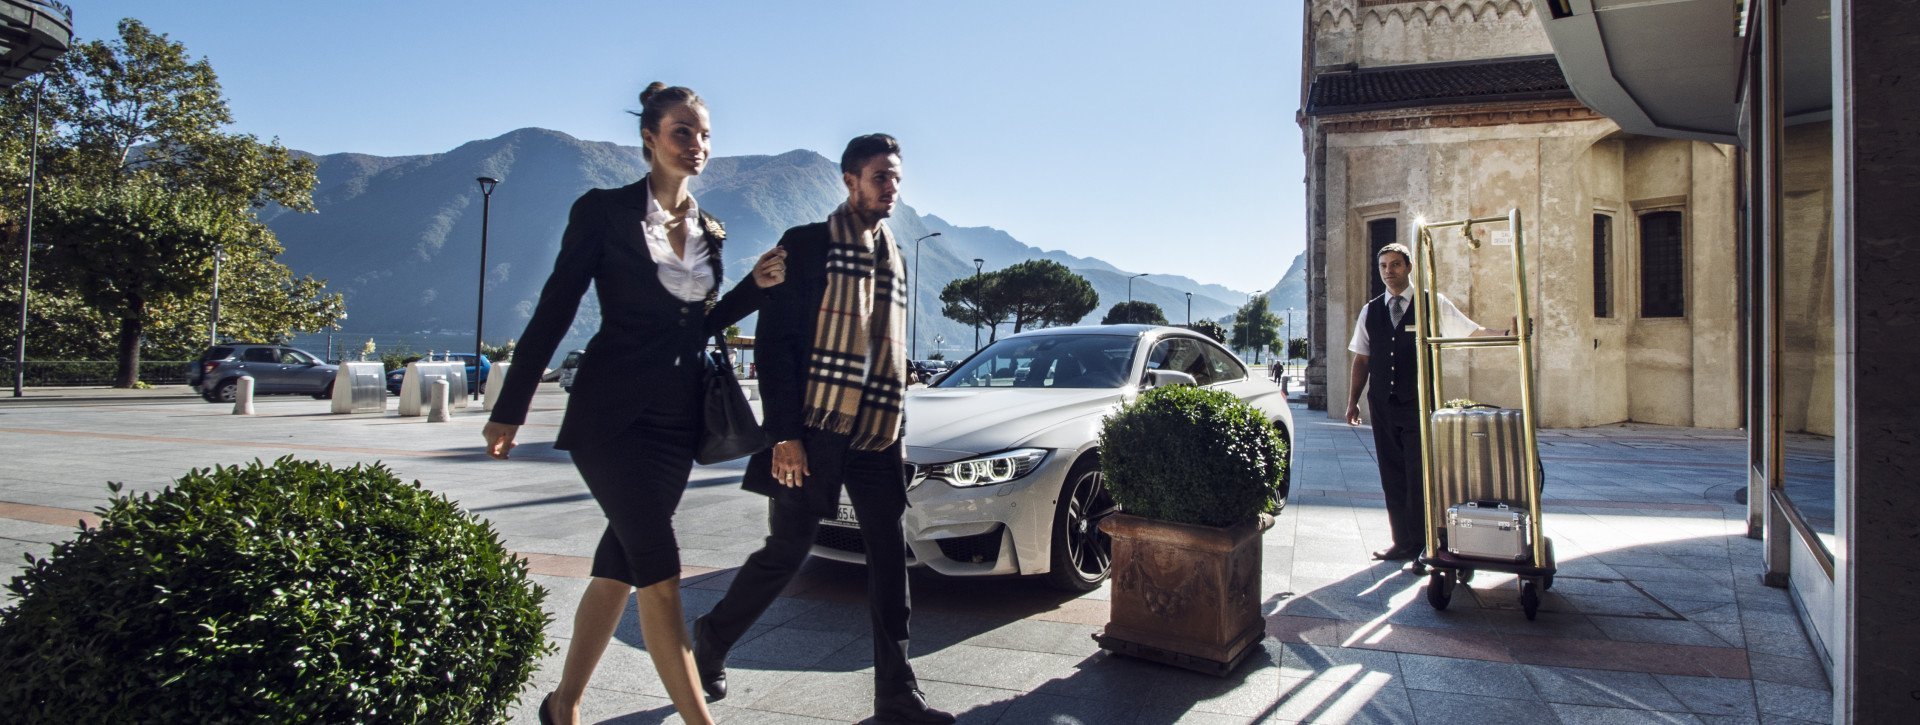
[927, 449, 1049, 487]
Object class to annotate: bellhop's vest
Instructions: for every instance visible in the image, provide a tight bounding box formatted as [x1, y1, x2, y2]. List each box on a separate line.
[1365, 293, 1420, 410]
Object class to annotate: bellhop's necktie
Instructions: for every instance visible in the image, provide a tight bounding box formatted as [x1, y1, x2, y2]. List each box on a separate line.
[1390, 295, 1406, 328]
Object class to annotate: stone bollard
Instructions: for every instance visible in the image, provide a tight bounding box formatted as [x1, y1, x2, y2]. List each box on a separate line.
[232, 375, 255, 416]
[428, 379, 451, 422]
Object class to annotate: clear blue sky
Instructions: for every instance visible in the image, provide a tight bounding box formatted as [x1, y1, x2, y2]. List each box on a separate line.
[75, 1, 1307, 294]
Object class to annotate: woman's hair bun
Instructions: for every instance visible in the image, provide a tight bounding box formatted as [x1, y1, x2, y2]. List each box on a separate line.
[639, 81, 669, 107]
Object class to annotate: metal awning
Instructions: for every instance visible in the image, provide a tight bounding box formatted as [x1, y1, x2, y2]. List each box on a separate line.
[0, 0, 71, 89]
[1532, 0, 1746, 143]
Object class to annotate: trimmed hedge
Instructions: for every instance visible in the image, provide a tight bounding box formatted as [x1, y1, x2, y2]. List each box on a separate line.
[0, 360, 191, 386]
[1099, 385, 1288, 527]
[0, 458, 552, 722]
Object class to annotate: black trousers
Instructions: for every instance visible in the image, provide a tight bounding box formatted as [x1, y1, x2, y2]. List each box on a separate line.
[703, 440, 919, 696]
[567, 363, 703, 589]
[1369, 396, 1427, 551]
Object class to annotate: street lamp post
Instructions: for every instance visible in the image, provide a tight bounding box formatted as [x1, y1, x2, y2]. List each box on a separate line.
[474, 176, 499, 401]
[909, 232, 941, 360]
[12, 80, 44, 398]
[209, 244, 227, 346]
[972, 258, 985, 351]
[1184, 292, 1192, 325]
[1127, 272, 1148, 302]
[1283, 307, 1295, 379]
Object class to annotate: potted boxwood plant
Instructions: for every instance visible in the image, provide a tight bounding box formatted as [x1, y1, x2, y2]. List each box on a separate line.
[1092, 384, 1287, 675]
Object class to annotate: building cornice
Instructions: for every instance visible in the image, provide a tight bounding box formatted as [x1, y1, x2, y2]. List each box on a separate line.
[1310, 98, 1602, 134]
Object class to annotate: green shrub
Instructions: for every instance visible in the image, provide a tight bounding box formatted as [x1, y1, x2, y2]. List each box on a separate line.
[0, 458, 552, 723]
[1100, 385, 1288, 527]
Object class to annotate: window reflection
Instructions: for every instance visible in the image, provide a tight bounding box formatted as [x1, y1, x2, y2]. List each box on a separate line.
[1777, 118, 1836, 554]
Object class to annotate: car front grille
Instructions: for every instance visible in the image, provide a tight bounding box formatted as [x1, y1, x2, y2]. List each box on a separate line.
[934, 527, 1004, 564]
[813, 525, 866, 554]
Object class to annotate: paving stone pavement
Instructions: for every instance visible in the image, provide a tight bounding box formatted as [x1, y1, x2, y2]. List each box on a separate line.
[0, 386, 1833, 724]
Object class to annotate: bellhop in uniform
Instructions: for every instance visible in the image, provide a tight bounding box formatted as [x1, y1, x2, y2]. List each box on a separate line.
[1345, 242, 1506, 561]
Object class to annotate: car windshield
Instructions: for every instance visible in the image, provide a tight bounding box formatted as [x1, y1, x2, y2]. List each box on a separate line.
[934, 334, 1136, 389]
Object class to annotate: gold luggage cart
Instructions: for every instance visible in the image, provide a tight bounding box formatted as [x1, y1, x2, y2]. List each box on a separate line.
[1409, 209, 1556, 620]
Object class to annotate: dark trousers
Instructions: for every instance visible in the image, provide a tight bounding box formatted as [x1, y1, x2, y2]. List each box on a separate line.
[1370, 396, 1427, 551]
[566, 364, 702, 589]
[704, 441, 919, 696]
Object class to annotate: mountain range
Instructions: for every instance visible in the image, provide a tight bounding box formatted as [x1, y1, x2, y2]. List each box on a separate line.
[265, 128, 1300, 366]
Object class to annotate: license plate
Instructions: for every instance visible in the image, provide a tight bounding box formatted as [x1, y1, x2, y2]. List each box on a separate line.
[826, 504, 859, 527]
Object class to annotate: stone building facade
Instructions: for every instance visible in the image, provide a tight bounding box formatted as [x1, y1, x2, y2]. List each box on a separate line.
[1300, 0, 1743, 429]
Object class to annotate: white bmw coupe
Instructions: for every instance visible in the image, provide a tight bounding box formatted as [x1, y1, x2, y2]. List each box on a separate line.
[807, 324, 1295, 591]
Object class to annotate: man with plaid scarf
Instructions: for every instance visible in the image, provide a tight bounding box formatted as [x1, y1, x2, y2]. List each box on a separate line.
[692, 134, 954, 724]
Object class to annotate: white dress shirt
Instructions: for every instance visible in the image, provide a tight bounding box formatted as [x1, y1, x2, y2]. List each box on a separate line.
[642, 185, 715, 303]
[1347, 289, 1485, 355]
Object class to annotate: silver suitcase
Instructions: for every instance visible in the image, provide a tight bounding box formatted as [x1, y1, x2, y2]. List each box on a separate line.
[1446, 501, 1532, 562]
[1428, 407, 1539, 533]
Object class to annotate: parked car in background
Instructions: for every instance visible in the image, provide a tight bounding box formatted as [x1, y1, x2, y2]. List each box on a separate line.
[192, 343, 339, 403]
[805, 325, 1295, 592]
[385, 353, 491, 396]
[541, 349, 584, 383]
[909, 359, 953, 384]
[558, 350, 584, 392]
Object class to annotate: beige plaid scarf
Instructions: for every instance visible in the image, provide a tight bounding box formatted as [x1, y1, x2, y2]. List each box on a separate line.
[801, 203, 908, 450]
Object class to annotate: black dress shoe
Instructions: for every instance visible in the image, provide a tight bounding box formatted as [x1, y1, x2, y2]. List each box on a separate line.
[874, 688, 956, 724]
[537, 693, 557, 725]
[691, 615, 728, 702]
[1372, 546, 1418, 561]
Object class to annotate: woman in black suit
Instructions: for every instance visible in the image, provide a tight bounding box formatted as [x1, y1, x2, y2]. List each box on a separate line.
[482, 83, 785, 725]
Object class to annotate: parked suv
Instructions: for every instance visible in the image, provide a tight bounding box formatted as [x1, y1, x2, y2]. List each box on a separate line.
[192, 343, 338, 403]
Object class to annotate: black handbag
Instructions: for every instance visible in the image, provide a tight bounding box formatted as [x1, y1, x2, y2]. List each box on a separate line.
[697, 334, 770, 464]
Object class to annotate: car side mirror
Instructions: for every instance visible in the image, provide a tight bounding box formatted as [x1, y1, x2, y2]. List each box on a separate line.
[1142, 370, 1198, 389]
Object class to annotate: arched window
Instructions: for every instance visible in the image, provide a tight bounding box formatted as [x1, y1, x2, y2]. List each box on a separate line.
[1640, 211, 1685, 318]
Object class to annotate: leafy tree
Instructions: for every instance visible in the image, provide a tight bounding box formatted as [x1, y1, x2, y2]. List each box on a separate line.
[1288, 337, 1308, 361]
[1186, 320, 1228, 343]
[29, 20, 316, 210]
[1101, 300, 1167, 325]
[940, 273, 1006, 340]
[988, 260, 1098, 334]
[0, 19, 338, 384]
[1230, 294, 1282, 364]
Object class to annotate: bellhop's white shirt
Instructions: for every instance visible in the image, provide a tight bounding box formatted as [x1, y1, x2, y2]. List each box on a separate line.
[1347, 289, 1484, 355]
[642, 185, 715, 303]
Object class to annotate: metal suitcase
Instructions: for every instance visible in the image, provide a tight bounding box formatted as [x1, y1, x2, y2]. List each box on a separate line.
[1428, 407, 1537, 532]
[1446, 501, 1532, 562]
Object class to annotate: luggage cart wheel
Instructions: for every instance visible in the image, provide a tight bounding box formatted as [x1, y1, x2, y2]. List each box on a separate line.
[1411, 559, 1427, 576]
[1458, 568, 1475, 585]
[1425, 571, 1454, 610]
[1520, 579, 1542, 621]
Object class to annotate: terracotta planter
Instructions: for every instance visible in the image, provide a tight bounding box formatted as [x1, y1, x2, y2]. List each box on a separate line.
[1093, 511, 1269, 676]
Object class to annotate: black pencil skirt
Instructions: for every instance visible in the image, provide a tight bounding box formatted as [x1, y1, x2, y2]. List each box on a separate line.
[567, 362, 704, 589]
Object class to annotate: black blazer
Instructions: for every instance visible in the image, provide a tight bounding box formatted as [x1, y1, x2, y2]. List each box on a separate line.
[490, 179, 764, 451]
[741, 222, 907, 516]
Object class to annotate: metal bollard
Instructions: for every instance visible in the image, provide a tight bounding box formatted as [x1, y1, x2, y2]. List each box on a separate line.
[482, 361, 510, 412]
[232, 375, 255, 415]
[428, 379, 451, 422]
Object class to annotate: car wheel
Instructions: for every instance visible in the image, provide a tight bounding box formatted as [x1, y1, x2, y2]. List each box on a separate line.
[1046, 456, 1118, 592]
[312, 381, 334, 400]
[212, 378, 239, 404]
